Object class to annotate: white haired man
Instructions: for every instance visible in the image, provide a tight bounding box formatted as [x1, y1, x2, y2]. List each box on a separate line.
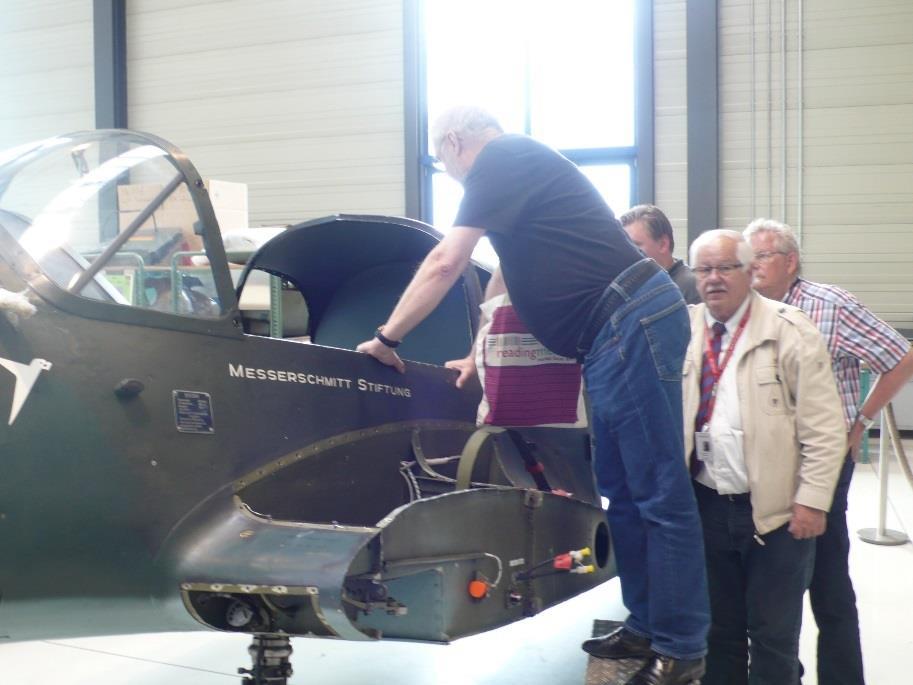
[357, 106, 709, 685]
[684, 229, 846, 685]
[745, 218, 913, 685]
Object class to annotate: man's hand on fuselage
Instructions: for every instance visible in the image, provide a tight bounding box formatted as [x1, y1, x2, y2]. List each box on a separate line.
[444, 354, 477, 388]
[356, 337, 406, 373]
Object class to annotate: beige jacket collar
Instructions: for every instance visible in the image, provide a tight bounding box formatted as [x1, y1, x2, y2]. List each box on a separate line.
[690, 291, 775, 364]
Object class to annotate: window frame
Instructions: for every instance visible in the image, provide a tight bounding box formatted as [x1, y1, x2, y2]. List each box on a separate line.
[403, 0, 655, 224]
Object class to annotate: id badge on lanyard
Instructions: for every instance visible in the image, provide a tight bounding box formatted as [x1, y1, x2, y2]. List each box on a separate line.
[695, 430, 715, 463]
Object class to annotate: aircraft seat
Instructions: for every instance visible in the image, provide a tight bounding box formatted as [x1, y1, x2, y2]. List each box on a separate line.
[310, 261, 472, 367]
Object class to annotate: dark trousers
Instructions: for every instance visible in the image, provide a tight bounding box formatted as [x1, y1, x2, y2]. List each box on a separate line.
[694, 482, 815, 685]
[808, 455, 865, 685]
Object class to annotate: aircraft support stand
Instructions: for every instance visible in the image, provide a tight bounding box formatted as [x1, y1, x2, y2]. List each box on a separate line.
[238, 635, 293, 685]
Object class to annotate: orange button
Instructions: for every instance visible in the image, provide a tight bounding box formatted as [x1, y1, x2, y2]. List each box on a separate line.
[468, 579, 489, 599]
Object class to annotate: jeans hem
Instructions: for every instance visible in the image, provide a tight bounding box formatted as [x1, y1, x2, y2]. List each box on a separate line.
[621, 621, 651, 641]
[651, 646, 707, 661]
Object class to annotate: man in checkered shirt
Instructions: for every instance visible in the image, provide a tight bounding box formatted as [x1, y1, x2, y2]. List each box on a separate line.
[744, 218, 913, 685]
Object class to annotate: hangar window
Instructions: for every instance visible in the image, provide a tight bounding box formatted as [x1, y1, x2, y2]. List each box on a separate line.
[412, 0, 645, 251]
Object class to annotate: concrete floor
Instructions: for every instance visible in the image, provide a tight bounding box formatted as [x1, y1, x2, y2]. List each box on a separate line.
[2, 445, 911, 685]
[0, 581, 628, 685]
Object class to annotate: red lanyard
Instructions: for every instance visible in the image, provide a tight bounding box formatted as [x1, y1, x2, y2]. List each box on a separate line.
[701, 305, 751, 427]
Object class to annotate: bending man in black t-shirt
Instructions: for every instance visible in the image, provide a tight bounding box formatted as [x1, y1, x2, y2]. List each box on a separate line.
[357, 106, 709, 685]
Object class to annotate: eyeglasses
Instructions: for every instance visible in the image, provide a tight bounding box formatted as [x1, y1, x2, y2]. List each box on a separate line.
[425, 154, 446, 174]
[753, 250, 787, 262]
[693, 263, 744, 278]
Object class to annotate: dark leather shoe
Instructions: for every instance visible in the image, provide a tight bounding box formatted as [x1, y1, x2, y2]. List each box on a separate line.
[581, 626, 652, 659]
[624, 653, 705, 685]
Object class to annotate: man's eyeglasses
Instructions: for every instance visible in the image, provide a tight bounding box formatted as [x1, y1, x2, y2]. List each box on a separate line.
[693, 263, 744, 278]
[753, 250, 787, 262]
[425, 154, 445, 173]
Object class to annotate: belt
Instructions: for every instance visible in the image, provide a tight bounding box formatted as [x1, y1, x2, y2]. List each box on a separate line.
[693, 479, 750, 502]
[575, 258, 662, 362]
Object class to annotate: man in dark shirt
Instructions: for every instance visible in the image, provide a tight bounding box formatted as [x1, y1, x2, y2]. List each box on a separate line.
[357, 106, 709, 685]
[619, 204, 701, 304]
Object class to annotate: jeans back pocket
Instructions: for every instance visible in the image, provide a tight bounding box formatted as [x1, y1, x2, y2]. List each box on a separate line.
[640, 299, 689, 382]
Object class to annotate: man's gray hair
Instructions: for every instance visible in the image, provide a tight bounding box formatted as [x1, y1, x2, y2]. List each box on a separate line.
[743, 218, 801, 258]
[689, 229, 754, 272]
[430, 106, 504, 151]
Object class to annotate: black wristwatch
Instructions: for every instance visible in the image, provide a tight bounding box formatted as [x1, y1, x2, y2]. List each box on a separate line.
[374, 327, 401, 349]
[855, 412, 875, 430]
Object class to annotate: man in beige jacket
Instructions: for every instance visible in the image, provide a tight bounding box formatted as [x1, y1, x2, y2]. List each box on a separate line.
[683, 230, 846, 685]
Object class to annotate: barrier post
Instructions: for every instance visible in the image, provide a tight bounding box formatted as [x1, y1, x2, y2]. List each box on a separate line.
[860, 366, 871, 463]
[858, 407, 909, 546]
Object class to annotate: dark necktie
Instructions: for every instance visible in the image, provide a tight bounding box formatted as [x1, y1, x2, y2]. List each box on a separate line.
[695, 322, 726, 432]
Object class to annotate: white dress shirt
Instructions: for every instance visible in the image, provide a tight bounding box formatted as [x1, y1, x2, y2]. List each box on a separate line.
[696, 296, 751, 494]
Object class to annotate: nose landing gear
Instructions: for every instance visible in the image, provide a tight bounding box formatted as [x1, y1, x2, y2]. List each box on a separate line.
[238, 635, 293, 685]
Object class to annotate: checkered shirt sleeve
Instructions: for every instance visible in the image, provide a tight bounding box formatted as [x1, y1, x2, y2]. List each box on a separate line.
[785, 278, 911, 427]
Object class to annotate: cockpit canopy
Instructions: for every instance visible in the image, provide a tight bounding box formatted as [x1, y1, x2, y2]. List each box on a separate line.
[0, 131, 232, 320]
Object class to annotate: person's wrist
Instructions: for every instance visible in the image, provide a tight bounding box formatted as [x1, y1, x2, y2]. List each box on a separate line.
[374, 326, 401, 349]
[855, 412, 875, 431]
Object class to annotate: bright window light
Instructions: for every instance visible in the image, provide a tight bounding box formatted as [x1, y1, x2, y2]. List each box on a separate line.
[422, 0, 638, 252]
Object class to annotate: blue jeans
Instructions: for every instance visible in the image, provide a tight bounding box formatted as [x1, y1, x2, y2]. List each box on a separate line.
[807, 454, 864, 684]
[694, 482, 815, 685]
[583, 268, 709, 660]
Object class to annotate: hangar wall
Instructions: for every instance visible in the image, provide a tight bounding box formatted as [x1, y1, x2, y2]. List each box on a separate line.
[0, 1, 405, 224]
[0, 2, 95, 149]
[653, 0, 689, 260]
[717, 0, 913, 331]
[126, 0, 406, 226]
